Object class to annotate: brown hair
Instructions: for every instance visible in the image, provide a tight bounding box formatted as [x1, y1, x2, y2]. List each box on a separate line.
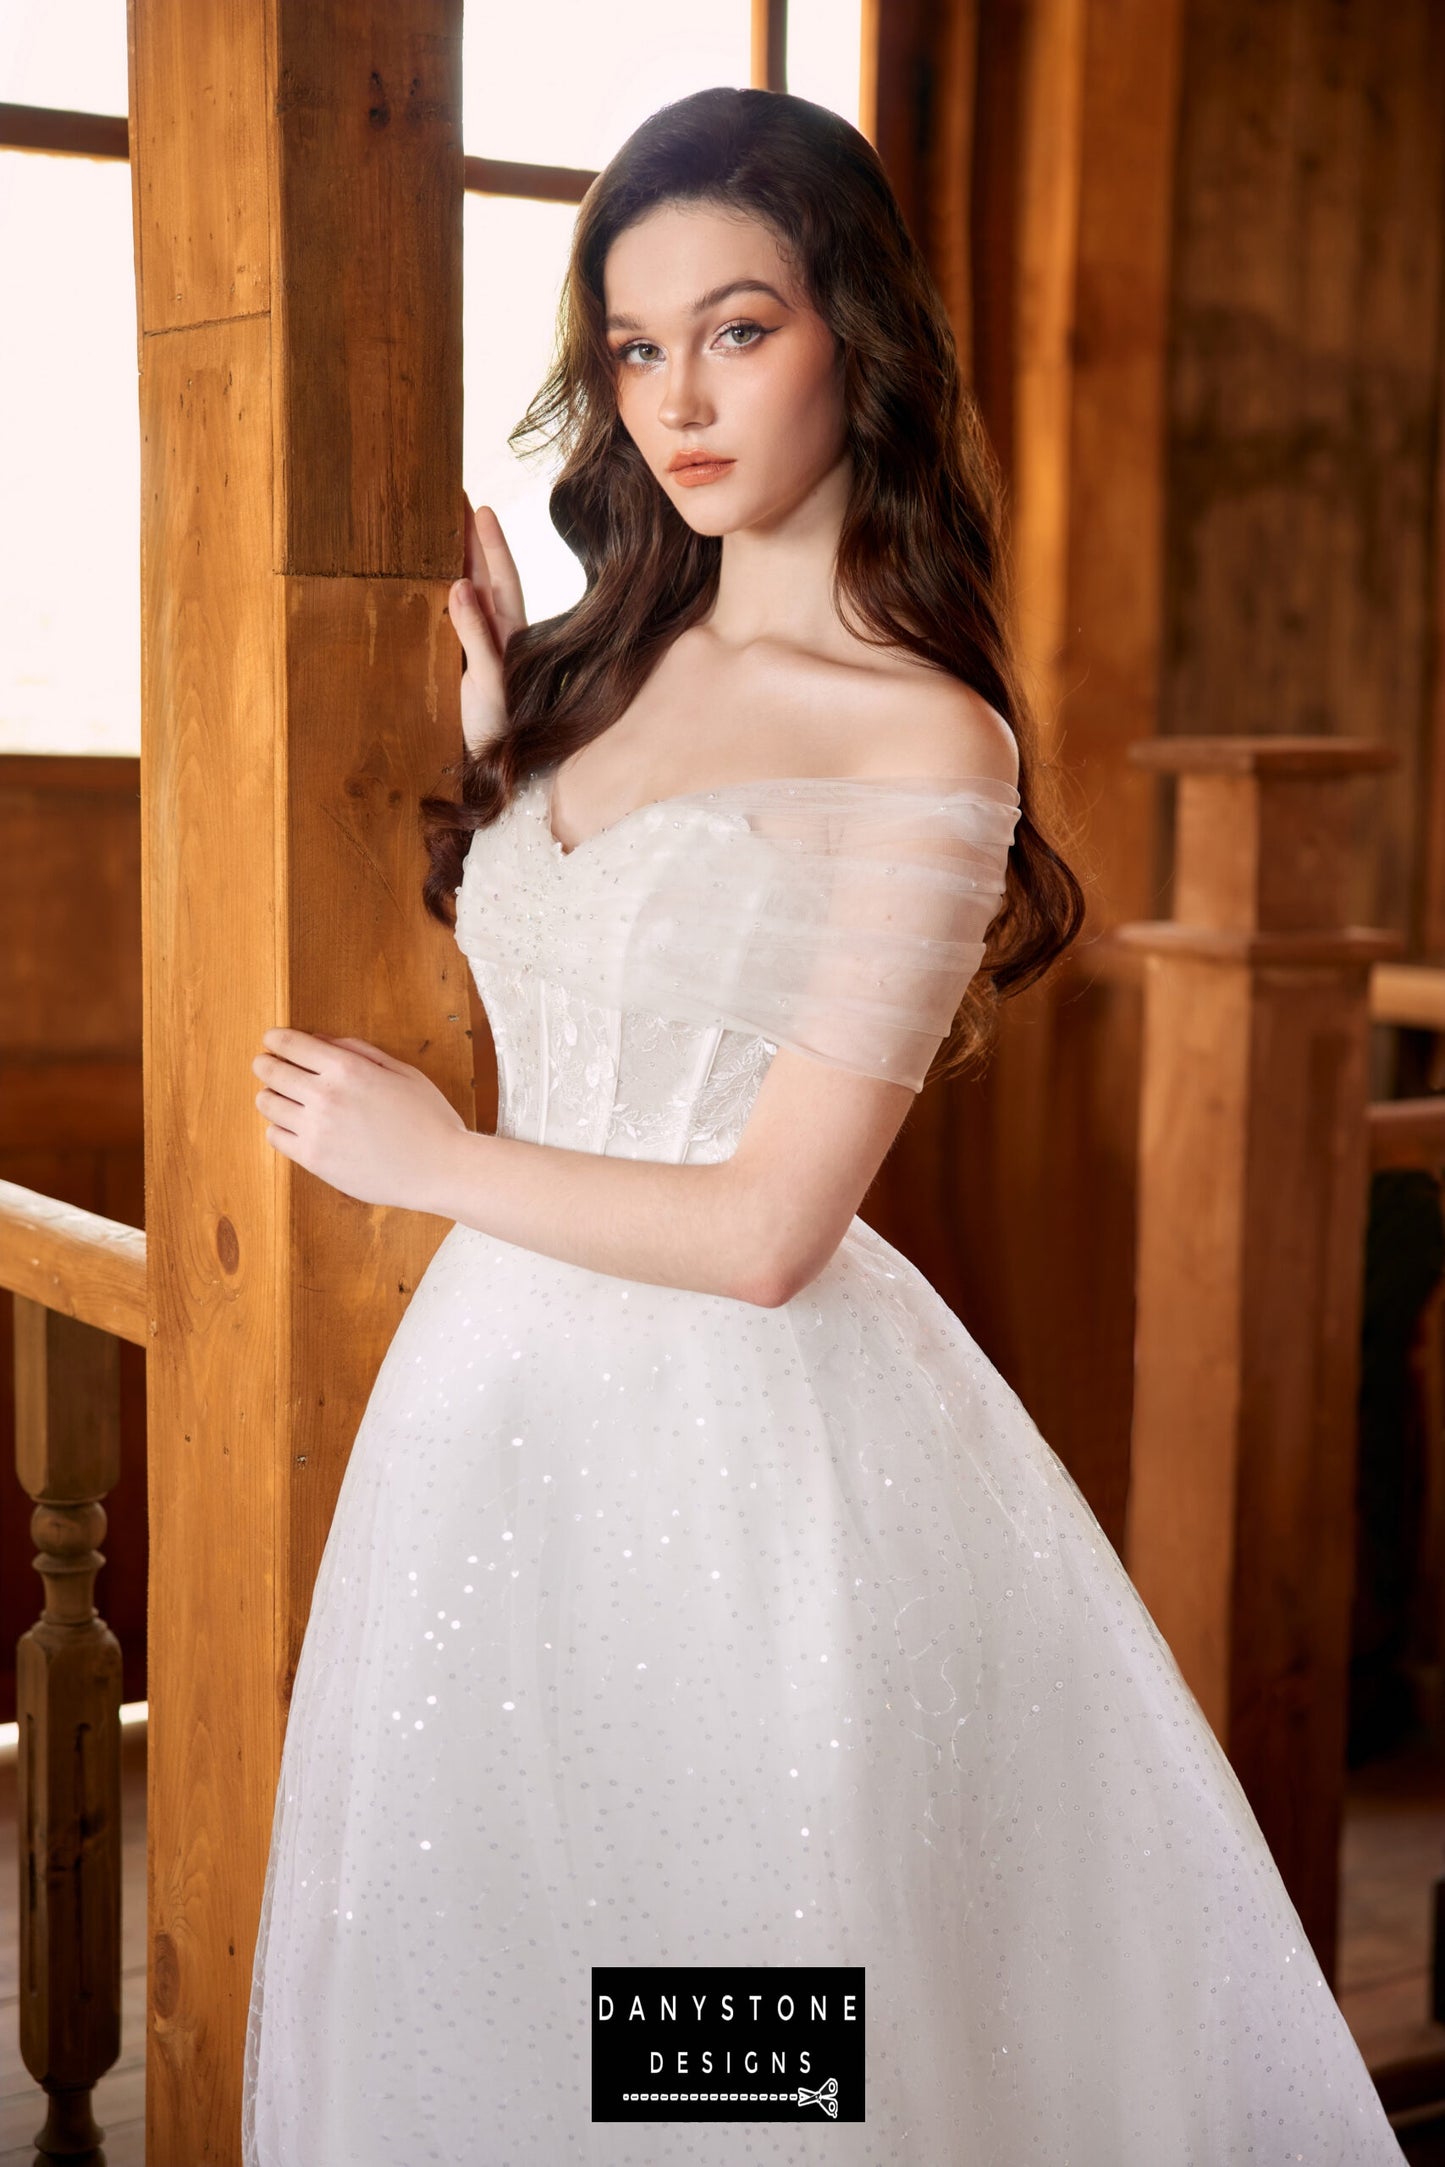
[420, 85, 1085, 1082]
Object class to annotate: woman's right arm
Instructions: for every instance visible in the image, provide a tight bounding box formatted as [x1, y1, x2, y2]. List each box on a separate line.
[448, 493, 528, 756]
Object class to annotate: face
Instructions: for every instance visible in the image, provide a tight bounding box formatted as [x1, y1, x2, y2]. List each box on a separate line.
[602, 200, 848, 535]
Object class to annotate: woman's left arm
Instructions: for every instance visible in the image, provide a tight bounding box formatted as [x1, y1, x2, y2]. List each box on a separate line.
[251, 1024, 915, 1308]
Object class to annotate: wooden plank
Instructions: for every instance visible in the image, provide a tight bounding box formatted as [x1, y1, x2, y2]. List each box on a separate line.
[0, 757, 142, 1061]
[0, 1063, 143, 1152]
[135, 312, 278, 2157]
[272, 1, 464, 577]
[128, 0, 269, 334]
[1163, 0, 1445, 942]
[867, 0, 1184, 1540]
[868, 0, 979, 358]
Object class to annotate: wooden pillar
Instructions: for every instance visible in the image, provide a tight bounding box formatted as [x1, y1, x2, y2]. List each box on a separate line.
[1116, 734, 1401, 1978]
[125, 0, 468, 2154]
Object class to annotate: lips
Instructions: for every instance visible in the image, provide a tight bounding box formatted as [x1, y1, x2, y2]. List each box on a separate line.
[669, 458, 735, 488]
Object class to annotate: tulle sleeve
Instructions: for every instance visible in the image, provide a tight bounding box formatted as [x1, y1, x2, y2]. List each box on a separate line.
[457, 771, 1023, 1093]
[611, 774, 1022, 1092]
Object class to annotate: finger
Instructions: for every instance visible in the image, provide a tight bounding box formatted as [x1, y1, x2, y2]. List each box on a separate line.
[448, 577, 500, 672]
[259, 1026, 326, 1073]
[255, 1086, 302, 1120]
[467, 502, 526, 641]
[325, 1035, 409, 1072]
[252, 1053, 306, 1096]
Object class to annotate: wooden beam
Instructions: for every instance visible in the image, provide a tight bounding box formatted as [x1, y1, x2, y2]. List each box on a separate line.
[462, 151, 594, 203]
[0, 101, 128, 159]
[0, 99, 596, 206]
[126, 0, 469, 2151]
[1117, 735, 1401, 1979]
[752, 0, 788, 93]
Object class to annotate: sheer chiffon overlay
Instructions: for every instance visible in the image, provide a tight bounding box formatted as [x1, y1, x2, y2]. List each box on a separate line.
[241, 762, 1405, 2164]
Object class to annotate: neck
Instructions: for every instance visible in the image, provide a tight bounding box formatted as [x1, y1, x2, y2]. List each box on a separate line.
[700, 448, 854, 652]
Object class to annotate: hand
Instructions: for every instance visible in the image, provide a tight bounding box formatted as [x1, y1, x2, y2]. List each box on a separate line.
[252, 1028, 469, 1213]
[448, 492, 527, 758]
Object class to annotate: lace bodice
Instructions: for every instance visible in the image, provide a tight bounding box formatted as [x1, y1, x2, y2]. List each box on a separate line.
[452, 764, 1021, 1165]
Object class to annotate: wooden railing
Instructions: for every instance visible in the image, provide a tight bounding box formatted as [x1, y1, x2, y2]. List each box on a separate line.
[2, 1182, 145, 2157]
[1371, 965, 1445, 1171]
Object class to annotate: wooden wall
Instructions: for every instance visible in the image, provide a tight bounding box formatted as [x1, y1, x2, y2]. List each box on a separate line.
[867, 0, 1445, 1559]
[1163, 0, 1445, 944]
[0, 755, 148, 1722]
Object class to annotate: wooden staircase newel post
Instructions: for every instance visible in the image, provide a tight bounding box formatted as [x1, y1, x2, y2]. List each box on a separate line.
[1115, 734, 1400, 1980]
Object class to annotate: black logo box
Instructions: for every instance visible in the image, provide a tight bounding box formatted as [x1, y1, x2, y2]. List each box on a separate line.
[592, 1965, 865, 2125]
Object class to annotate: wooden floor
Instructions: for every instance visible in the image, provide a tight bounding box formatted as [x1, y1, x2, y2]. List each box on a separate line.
[0, 1719, 1441, 2164]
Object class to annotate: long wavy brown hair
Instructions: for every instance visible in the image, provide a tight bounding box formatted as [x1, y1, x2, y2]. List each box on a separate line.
[420, 85, 1085, 1083]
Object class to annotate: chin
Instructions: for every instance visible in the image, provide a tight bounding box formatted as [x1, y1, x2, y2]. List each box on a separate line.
[667, 487, 770, 539]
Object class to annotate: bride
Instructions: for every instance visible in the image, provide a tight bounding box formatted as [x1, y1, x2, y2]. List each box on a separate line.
[242, 86, 1406, 2164]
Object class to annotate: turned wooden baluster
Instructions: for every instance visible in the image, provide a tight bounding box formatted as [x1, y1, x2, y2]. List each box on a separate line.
[14, 1294, 123, 2161]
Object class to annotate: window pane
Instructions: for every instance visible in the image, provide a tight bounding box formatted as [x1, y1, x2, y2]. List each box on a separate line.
[0, 150, 139, 754]
[462, 192, 585, 625]
[463, 0, 750, 173]
[0, 1, 128, 115]
[787, 0, 863, 131]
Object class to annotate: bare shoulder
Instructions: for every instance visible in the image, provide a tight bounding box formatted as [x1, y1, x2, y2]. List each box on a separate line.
[715, 636, 1019, 789]
[850, 666, 1019, 789]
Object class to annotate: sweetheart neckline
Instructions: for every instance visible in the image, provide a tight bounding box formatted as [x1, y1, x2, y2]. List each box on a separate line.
[535, 761, 1021, 861]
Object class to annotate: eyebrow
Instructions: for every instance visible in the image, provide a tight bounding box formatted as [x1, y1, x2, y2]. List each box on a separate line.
[603, 279, 793, 334]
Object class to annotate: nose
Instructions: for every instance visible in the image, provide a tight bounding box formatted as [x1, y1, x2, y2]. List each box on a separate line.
[654, 352, 716, 433]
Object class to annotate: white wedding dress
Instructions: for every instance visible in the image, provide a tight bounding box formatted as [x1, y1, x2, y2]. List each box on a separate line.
[241, 760, 1406, 2164]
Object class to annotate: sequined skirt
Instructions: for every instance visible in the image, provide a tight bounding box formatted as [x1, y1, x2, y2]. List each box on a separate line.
[241, 1216, 1404, 2165]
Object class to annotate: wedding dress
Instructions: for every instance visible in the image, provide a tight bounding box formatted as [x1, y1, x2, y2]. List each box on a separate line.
[241, 760, 1406, 2163]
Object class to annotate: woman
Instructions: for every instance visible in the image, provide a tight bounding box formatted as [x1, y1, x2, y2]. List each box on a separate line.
[242, 87, 1405, 2164]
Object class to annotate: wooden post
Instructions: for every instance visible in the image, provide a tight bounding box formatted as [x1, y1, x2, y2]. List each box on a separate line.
[14, 1298, 124, 2160]
[125, 0, 467, 2153]
[1116, 734, 1401, 1979]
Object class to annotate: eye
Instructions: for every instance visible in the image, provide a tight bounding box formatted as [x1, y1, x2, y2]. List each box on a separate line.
[610, 320, 770, 368]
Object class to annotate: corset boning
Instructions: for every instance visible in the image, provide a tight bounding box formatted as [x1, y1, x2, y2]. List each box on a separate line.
[469, 957, 780, 1165]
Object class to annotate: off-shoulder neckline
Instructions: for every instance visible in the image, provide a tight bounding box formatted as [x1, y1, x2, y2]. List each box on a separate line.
[536, 760, 1021, 861]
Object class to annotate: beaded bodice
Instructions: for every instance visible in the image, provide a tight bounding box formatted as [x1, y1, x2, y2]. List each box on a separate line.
[452, 764, 1021, 1166]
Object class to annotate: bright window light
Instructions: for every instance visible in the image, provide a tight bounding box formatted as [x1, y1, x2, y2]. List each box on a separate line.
[0, 2, 863, 753]
[0, 1, 128, 114]
[787, 0, 863, 129]
[0, 150, 140, 754]
[462, 1, 751, 174]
